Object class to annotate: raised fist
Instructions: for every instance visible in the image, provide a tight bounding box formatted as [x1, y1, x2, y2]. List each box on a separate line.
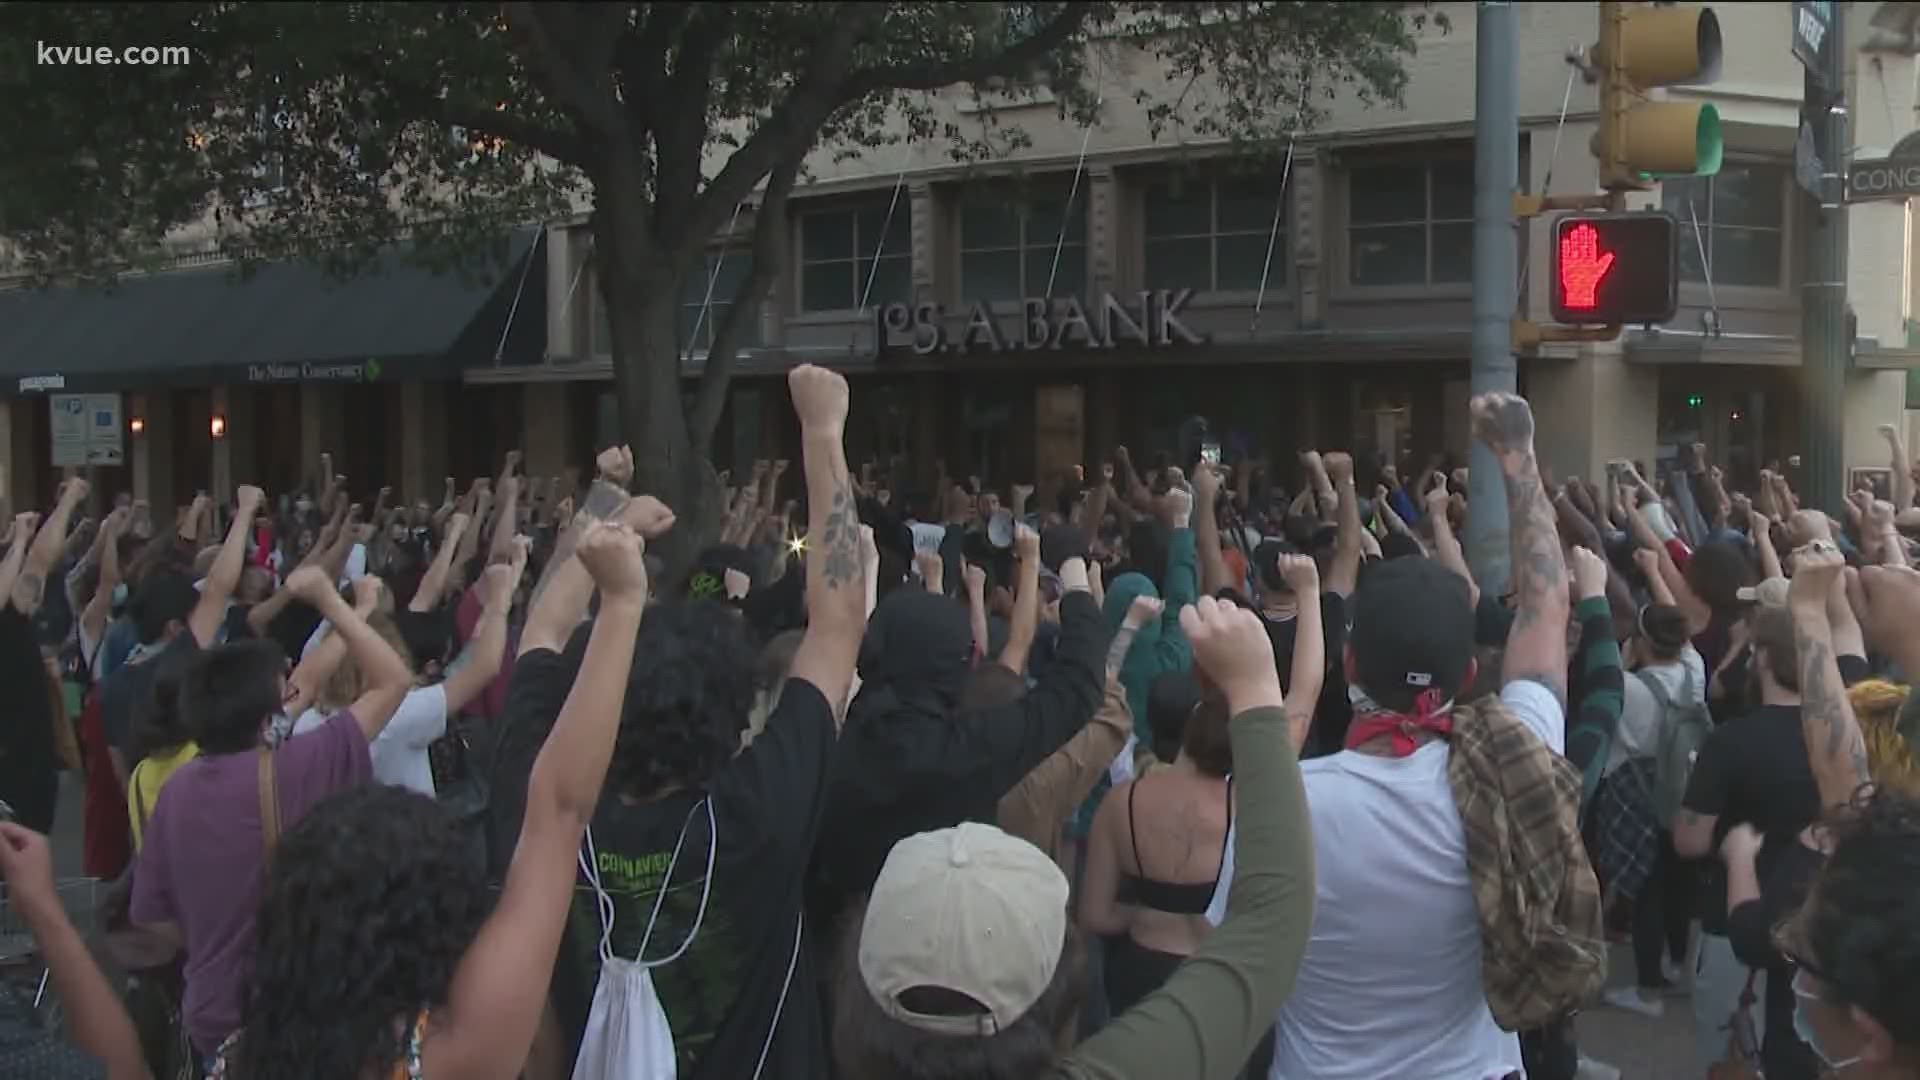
[1123, 594, 1164, 630]
[1179, 596, 1282, 710]
[1470, 392, 1535, 456]
[619, 495, 677, 539]
[1013, 523, 1040, 562]
[1322, 452, 1354, 486]
[284, 565, 333, 604]
[1277, 552, 1318, 593]
[595, 445, 635, 488]
[963, 563, 987, 595]
[788, 364, 849, 432]
[1569, 545, 1607, 601]
[575, 520, 648, 599]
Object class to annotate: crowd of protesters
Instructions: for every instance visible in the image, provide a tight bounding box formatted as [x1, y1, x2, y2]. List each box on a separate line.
[1, 365, 1918, 1080]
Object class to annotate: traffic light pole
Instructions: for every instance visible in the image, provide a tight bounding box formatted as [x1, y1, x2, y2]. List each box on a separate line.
[1800, 2, 1849, 518]
[1468, 0, 1517, 597]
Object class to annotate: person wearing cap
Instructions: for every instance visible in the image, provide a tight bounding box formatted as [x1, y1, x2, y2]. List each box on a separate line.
[1267, 393, 1571, 1080]
[832, 595, 1313, 1080]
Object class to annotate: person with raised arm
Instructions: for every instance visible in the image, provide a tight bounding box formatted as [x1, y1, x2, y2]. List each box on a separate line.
[0, 481, 89, 834]
[129, 556, 412, 1064]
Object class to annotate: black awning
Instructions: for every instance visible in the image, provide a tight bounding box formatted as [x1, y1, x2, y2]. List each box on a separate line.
[0, 228, 542, 395]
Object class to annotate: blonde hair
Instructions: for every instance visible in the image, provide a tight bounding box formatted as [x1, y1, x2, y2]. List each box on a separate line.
[317, 612, 415, 714]
[1848, 679, 1920, 798]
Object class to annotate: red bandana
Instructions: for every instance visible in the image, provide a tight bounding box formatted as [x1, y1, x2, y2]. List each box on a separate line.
[1344, 688, 1454, 757]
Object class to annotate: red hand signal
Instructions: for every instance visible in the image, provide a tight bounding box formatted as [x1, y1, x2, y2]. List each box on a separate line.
[1557, 222, 1616, 311]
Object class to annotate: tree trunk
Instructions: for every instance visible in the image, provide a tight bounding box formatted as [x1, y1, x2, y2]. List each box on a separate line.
[593, 209, 725, 582]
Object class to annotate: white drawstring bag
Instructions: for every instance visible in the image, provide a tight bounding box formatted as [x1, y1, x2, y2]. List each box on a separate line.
[571, 799, 717, 1080]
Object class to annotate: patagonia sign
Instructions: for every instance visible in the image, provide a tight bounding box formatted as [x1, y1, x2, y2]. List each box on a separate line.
[873, 289, 1210, 358]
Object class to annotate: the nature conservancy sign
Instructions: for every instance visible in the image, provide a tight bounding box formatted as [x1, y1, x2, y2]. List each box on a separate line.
[872, 289, 1210, 357]
[246, 358, 387, 383]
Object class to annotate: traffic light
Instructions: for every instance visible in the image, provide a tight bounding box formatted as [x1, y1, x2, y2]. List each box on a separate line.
[1549, 212, 1679, 325]
[1592, 2, 1724, 190]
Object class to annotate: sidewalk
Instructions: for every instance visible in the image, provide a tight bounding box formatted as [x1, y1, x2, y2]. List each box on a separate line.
[1576, 943, 1706, 1079]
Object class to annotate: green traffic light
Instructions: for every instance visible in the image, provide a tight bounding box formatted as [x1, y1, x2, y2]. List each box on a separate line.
[1640, 104, 1723, 181]
[1687, 394, 1704, 408]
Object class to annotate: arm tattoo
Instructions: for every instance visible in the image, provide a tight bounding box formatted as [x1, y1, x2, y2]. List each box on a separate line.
[1794, 625, 1870, 788]
[820, 483, 860, 589]
[1502, 455, 1570, 708]
[1105, 624, 1141, 677]
[11, 571, 44, 612]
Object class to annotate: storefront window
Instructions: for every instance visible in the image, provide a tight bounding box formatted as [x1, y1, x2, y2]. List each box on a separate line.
[677, 248, 760, 352]
[799, 205, 911, 312]
[960, 196, 1087, 303]
[1661, 164, 1786, 288]
[1346, 159, 1473, 287]
[1144, 174, 1282, 293]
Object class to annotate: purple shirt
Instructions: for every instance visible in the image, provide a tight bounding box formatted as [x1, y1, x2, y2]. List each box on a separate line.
[131, 712, 372, 1054]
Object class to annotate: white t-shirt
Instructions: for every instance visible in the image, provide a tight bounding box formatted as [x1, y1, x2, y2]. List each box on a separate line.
[1607, 645, 1707, 775]
[1268, 679, 1563, 1080]
[291, 683, 446, 796]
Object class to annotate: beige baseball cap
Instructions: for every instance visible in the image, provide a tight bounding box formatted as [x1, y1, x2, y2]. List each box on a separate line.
[857, 822, 1069, 1036]
[1736, 576, 1789, 608]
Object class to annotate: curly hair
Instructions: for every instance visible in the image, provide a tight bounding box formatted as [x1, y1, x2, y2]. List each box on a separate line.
[230, 785, 491, 1080]
[1788, 787, 1920, 1051]
[600, 599, 757, 799]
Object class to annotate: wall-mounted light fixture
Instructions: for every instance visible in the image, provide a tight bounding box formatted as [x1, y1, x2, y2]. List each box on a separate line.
[129, 417, 146, 435]
[210, 415, 227, 439]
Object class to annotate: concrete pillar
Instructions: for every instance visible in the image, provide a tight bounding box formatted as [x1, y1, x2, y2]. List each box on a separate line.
[0, 398, 18, 515]
[545, 225, 574, 361]
[908, 182, 937, 305]
[1291, 151, 1323, 328]
[398, 381, 422, 504]
[1845, 369, 1909, 475]
[144, 392, 177, 515]
[210, 385, 233, 503]
[299, 383, 345, 491]
[1527, 345, 1659, 484]
[128, 393, 152, 505]
[523, 382, 571, 482]
[1087, 164, 1118, 296]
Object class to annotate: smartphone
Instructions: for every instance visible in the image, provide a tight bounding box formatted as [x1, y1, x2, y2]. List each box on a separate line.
[1201, 441, 1221, 466]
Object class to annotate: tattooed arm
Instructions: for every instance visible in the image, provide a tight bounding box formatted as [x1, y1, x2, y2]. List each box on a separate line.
[1788, 548, 1870, 808]
[1473, 393, 1571, 713]
[11, 479, 89, 617]
[785, 366, 865, 725]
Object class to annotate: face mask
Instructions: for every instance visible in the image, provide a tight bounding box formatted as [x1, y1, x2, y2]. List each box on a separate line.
[1793, 970, 1864, 1072]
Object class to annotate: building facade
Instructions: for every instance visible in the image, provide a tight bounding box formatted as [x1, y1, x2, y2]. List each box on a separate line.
[5, 2, 1920, 511]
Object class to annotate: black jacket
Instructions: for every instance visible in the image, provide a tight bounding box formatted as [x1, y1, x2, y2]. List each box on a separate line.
[807, 587, 1107, 925]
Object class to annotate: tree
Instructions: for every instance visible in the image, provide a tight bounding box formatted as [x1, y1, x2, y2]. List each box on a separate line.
[0, 2, 1437, 569]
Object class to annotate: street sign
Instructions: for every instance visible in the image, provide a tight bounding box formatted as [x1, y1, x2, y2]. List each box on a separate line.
[1847, 156, 1920, 202]
[1793, 1, 1833, 75]
[49, 393, 123, 467]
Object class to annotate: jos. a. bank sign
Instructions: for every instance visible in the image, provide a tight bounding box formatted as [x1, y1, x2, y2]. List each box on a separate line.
[872, 288, 1210, 358]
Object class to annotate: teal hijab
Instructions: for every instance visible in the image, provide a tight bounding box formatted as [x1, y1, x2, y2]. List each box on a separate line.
[1102, 571, 1165, 748]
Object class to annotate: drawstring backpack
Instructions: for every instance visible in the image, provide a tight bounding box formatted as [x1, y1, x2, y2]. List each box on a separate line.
[572, 800, 717, 1080]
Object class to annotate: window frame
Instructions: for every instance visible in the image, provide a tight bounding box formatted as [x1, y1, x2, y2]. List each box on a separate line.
[1660, 161, 1792, 295]
[794, 203, 913, 316]
[578, 244, 761, 359]
[955, 192, 1090, 306]
[1338, 156, 1476, 296]
[1139, 171, 1289, 298]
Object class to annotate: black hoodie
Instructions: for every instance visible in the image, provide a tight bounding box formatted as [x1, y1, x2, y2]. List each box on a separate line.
[807, 586, 1107, 926]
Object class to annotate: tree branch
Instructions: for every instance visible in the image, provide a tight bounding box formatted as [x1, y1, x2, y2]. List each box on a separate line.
[653, 7, 729, 225]
[440, 103, 587, 168]
[503, 2, 626, 139]
[691, 152, 799, 450]
[617, 3, 693, 143]
[680, 5, 881, 248]
[843, 2, 1098, 95]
